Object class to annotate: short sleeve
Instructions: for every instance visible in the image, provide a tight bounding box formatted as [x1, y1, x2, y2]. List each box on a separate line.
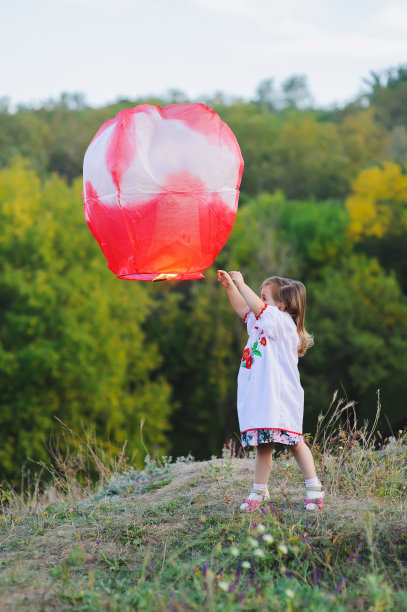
[254, 303, 296, 340]
[242, 310, 257, 336]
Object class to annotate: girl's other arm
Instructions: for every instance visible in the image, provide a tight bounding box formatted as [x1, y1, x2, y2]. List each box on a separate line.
[229, 271, 264, 317]
[217, 270, 250, 319]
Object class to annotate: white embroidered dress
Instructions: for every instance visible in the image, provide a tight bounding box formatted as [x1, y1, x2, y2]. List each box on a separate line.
[237, 303, 304, 446]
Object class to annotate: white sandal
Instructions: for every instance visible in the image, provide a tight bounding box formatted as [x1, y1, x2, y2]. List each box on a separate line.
[240, 487, 270, 512]
[304, 484, 325, 510]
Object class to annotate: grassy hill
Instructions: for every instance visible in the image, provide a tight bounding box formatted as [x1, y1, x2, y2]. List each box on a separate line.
[0, 399, 406, 611]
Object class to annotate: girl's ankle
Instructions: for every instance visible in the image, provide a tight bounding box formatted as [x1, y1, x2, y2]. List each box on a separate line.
[305, 476, 321, 487]
[253, 482, 269, 491]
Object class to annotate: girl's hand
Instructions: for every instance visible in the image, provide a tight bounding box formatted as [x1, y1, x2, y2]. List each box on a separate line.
[229, 270, 245, 287]
[217, 270, 233, 288]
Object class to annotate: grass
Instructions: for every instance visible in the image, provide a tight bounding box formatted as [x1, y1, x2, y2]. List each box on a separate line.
[0, 392, 406, 611]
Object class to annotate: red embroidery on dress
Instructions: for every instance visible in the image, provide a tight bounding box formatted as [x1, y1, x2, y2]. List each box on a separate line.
[255, 303, 268, 320]
[245, 356, 254, 369]
[242, 310, 251, 324]
[241, 339, 263, 369]
[240, 427, 303, 435]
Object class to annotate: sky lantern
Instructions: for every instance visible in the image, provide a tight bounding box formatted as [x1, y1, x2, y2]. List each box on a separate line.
[82, 103, 244, 281]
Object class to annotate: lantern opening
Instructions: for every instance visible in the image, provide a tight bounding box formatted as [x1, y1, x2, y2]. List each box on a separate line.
[117, 272, 205, 281]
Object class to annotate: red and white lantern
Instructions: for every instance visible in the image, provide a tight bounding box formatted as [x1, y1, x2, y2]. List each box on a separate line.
[83, 103, 244, 281]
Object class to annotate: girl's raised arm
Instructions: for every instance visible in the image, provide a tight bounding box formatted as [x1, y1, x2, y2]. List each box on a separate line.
[217, 270, 250, 319]
[229, 271, 265, 317]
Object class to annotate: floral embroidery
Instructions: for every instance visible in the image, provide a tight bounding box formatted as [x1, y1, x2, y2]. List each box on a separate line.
[245, 355, 254, 369]
[241, 339, 262, 368]
[241, 428, 302, 447]
[241, 328, 268, 369]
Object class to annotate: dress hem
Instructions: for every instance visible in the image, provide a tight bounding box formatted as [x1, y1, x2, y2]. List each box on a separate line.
[241, 427, 302, 448]
[240, 427, 303, 436]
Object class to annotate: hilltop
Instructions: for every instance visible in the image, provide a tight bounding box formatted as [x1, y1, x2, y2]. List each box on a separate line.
[0, 427, 406, 611]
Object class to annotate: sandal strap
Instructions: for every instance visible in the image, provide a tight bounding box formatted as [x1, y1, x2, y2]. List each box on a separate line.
[305, 485, 324, 491]
[243, 498, 260, 508]
[304, 498, 324, 507]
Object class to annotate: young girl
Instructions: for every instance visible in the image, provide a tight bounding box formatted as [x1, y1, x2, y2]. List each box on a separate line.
[217, 269, 325, 512]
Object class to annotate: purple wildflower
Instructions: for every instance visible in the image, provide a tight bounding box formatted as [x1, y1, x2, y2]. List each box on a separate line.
[147, 562, 157, 577]
[303, 519, 310, 544]
[312, 566, 319, 585]
[334, 575, 346, 595]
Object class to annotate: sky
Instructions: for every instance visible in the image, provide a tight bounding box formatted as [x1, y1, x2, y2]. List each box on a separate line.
[2, 0, 407, 109]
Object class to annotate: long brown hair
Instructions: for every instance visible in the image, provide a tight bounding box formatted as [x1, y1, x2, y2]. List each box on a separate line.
[260, 276, 314, 357]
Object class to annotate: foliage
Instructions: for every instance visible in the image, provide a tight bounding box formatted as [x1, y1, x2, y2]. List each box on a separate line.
[363, 63, 407, 129]
[0, 159, 172, 480]
[346, 161, 407, 239]
[346, 161, 407, 291]
[305, 256, 407, 426]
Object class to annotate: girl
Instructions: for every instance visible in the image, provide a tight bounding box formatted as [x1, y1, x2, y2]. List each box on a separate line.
[217, 269, 325, 512]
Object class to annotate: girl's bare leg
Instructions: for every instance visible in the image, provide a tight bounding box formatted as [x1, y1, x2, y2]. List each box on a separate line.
[254, 442, 275, 484]
[289, 439, 317, 479]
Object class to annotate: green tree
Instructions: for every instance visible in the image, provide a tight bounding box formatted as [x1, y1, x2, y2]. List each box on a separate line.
[304, 255, 407, 429]
[0, 159, 172, 482]
[281, 74, 314, 109]
[363, 64, 407, 129]
[346, 161, 407, 291]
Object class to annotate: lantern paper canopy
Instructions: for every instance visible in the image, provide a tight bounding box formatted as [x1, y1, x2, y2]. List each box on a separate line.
[82, 103, 244, 281]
